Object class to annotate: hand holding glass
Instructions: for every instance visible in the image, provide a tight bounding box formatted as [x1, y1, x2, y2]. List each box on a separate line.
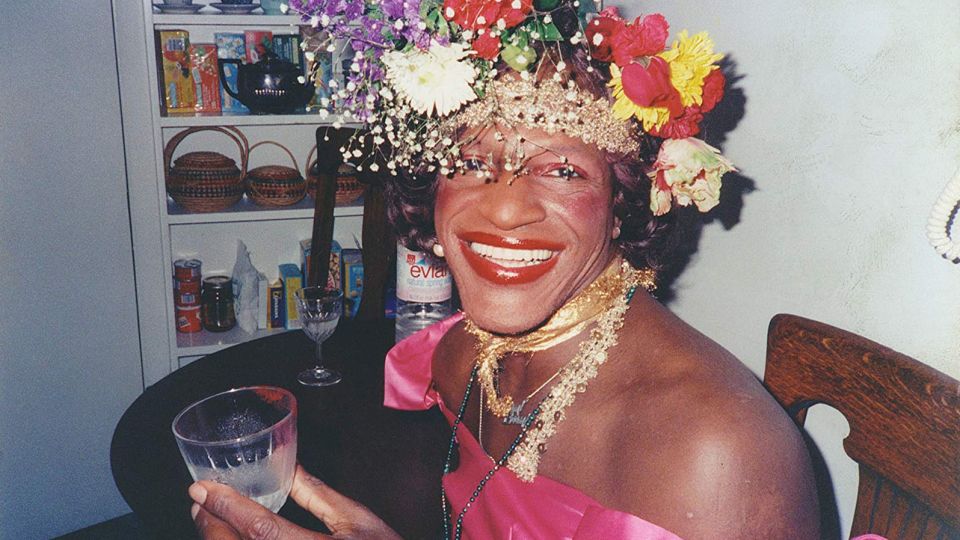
[172, 386, 297, 512]
[296, 286, 343, 386]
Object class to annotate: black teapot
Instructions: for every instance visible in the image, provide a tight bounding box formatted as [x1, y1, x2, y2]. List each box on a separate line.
[218, 53, 314, 114]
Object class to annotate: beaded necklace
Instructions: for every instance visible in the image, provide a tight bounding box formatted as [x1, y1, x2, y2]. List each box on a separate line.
[441, 363, 542, 540]
[465, 260, 649, 482]
[441, 262, 645, 538]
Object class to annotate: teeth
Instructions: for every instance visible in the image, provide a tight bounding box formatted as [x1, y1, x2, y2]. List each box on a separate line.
[468, 241, 556, 267]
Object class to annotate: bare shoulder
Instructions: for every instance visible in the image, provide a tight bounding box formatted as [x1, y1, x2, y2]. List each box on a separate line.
[601, 301, 819, 538]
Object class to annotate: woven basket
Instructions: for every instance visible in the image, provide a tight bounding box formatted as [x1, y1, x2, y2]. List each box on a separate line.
[165, 126, 248, 212]
[305, 145, 365, 206]
[246, 141, 307, 207]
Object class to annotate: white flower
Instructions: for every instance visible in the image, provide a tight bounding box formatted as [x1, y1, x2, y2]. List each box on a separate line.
[648, 138, 736, 216]
[381, 41, 478, 117]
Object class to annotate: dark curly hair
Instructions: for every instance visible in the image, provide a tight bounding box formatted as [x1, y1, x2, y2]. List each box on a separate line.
[384, 42, 689, 278]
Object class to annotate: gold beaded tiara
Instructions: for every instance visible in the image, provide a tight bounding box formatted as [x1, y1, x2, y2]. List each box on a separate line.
[444, 76, 641, 156]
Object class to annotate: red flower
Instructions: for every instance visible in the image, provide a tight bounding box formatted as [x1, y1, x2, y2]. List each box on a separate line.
[443, 0, 503, 31]
[597, 5, 623, 20]
[649, 107, 704, 138]
[620, 57, 682, 116]
[649, 69, 725, 138]
[472, 31, 501, 60]
[585, 15, 625, 63]
[611, 14, 669, 67]
[699, 69, 725, 113]
[496, 0, 532, 28]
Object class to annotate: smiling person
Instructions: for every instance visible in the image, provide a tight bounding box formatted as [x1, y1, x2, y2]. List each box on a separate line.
[190, 1, 824, 539]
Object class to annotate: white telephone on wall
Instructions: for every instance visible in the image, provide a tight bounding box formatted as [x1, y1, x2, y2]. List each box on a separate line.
[927, 171, 960, 262]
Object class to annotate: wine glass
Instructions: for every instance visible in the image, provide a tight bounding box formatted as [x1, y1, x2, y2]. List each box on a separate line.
[296, 286, 343, 386]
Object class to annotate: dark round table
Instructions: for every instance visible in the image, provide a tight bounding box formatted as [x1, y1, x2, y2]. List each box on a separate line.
[111, 319, 448, 539]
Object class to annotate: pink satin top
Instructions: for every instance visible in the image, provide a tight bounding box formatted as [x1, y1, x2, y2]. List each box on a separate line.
[384, 313, 684, 539]
[384, 314, 889, 540]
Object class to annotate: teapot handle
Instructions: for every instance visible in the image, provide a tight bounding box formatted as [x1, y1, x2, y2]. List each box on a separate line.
[217, 59, 242, 101]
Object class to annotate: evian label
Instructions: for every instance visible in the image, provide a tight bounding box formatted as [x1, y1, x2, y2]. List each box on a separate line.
[396, 244, 452, 303]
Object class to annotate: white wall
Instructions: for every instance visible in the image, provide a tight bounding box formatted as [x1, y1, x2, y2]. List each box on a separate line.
[625, 1, 960, 536]
[0, 1, 143, 537]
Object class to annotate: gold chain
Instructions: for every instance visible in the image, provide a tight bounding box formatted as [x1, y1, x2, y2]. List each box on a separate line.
[463, 258, 652, 481]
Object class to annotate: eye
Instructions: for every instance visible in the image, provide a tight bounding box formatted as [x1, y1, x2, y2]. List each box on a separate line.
[461, 157, 488, 172]
[540, 164, 585, 180]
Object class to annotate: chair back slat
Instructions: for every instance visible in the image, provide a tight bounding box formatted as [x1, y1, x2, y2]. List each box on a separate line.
[309, 128, 353, 288]
[356, 182, 392, 320]
[764, 314, 960, 538]
[311, 127, 393, 319]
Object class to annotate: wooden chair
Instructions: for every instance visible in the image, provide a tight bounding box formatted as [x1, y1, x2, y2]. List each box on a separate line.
[763, 314, 960, 539]
[309, 127, 394, 320]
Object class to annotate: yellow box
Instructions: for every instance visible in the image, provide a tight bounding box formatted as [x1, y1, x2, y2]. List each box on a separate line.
[156, 30, 197, 114]
[279, 263, 302, 330]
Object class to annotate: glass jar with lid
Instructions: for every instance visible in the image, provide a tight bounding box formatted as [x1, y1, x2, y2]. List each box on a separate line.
[201, 275, 236, 332]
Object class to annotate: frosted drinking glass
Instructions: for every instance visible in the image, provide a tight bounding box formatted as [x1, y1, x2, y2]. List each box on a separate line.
[172, 386, 297, 512]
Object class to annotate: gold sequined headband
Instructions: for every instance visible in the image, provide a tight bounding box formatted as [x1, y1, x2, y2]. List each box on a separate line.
[443, 76, 641, 156]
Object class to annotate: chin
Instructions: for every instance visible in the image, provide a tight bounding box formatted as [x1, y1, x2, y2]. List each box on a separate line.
[459, 294, 554, 335]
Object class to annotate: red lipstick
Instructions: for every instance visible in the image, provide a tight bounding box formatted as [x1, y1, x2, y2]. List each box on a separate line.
[458, 232, 561, 285]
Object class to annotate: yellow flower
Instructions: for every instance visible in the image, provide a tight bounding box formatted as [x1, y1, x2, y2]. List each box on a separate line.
[658, 31, 723, 108]
[607, 64, 671, 131]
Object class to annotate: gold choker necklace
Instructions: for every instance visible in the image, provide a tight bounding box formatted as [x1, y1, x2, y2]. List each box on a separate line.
[463, 257, 655, 481]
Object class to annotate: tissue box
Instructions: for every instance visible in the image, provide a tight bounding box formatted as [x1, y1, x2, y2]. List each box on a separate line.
[279, 264, 302, 330]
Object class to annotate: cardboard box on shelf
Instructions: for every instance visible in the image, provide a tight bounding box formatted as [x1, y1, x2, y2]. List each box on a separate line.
[214, 32, 249, 114]
[299, 26, 335, 109]
[272, 34, 304, 68]
[300, 239, 341, 290]
[188, 43, 221, 114]
[156, 30, 196, 114]
[244, 30, 274, 63]
[342, 248, 363, 318]
[279, 264, 302, 330]
[268, 279, 285, 329]
[257, 274, 270, 330]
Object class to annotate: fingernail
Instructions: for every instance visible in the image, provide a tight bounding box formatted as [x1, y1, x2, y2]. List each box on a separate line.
[191, 503, 200, 521]
[188, 483, 207, 505]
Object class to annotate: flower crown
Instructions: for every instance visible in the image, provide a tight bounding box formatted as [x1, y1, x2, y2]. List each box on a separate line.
[286, 0, 736, 216]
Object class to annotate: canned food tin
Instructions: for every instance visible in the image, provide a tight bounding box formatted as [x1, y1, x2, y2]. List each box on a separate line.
[175, 304, 202, 333]
[174, 259, 202, 281]
[175, 291, 199, 306]
[175, 278, 201, 295]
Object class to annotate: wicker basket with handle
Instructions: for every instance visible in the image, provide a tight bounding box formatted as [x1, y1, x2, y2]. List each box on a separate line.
[246, 140, 307, 207]
[305, 144, 365, 206]
[164, 126, 248, 212]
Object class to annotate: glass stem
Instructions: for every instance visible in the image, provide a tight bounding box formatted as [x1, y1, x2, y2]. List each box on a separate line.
[314, 338, 324, 372]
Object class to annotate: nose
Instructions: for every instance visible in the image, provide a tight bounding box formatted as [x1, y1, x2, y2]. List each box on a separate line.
[476, 172, 547, 231]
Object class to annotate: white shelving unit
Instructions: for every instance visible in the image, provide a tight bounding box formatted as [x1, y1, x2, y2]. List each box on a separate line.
[115, 2, 361, 384]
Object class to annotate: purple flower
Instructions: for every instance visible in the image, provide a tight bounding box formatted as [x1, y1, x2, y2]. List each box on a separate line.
[343, 0, 364, 20]
[381, 0, 405, 19]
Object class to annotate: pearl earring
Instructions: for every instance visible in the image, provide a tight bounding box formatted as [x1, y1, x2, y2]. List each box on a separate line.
[432, 242, 445, 258]
[612, 226, 621, 240]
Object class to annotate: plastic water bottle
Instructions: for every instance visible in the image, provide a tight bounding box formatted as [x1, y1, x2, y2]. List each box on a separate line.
[395, 242, 452, 341]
